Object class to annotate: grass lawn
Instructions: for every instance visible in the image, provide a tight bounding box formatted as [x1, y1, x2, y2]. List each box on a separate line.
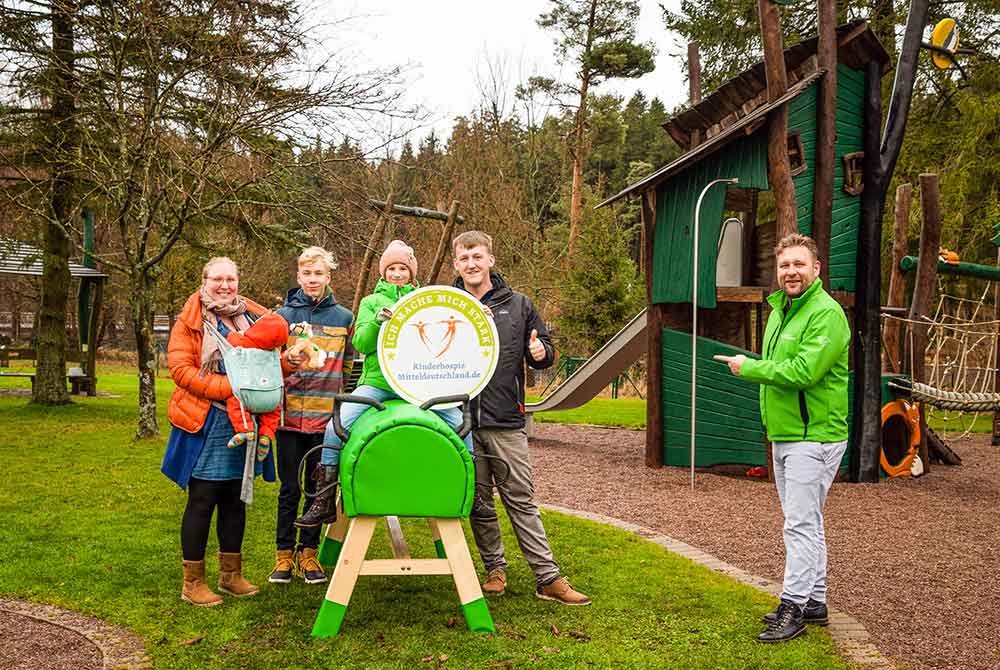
[0, 368, 849, 669]
[528, 396, 646, 430]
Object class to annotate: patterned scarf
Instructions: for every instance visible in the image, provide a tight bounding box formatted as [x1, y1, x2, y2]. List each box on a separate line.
[199, 286, 251, 375]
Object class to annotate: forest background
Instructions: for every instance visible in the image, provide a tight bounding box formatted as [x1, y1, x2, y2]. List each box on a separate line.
[1, 0, 998, 434]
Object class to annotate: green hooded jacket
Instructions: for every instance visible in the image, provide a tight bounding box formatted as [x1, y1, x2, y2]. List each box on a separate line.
[352, 278, 418, 392]
[739, 278, 851, 443]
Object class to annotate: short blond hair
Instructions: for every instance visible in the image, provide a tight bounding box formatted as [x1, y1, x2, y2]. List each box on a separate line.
[774, 233, 819, 261]
[298, 245, 337, 272]
[202, 256, 239, 279]
[452, 230, 493, 255]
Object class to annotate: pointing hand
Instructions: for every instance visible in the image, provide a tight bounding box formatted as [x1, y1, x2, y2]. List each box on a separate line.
[712, 354, 746, 376]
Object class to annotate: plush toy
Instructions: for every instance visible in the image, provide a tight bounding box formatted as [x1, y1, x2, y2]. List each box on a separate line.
[287, 322, 328, 369]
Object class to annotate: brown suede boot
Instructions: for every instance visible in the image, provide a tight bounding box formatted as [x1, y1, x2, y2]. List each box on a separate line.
[181, 560, 223, 607]
[218, 552, 260, 597]
[481, 568, 507, 595]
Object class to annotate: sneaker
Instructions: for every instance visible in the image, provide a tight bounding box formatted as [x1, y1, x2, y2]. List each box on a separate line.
[757, 600, 805, 643]
[481, 568, 507, 595]
[298, 547, 327, 585]
[268, 549, 295, 584]
[536, 576, 591, 606]
[763, 598, 828, 626]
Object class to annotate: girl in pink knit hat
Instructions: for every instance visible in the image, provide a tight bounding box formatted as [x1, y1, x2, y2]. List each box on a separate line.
[295, 240, 472, 528]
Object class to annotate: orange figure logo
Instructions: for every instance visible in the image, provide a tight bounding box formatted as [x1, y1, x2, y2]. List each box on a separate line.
[409, 315, 464, 358]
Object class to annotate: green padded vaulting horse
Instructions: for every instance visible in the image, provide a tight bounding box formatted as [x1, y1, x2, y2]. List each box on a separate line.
[311, 394, 495, 637]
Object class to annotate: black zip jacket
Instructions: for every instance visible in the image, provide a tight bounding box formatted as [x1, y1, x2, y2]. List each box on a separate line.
[453, 273, 555, 430]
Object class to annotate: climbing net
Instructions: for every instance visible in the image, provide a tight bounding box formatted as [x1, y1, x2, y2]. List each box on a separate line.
[884, 281, 1000, 439]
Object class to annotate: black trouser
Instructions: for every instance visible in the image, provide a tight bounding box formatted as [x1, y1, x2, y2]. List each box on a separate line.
[276, 429, 323, 551]
[181, 478, 245, 561]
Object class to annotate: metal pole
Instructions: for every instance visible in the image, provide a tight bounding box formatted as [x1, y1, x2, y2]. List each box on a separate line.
[691, 178, 739, 491]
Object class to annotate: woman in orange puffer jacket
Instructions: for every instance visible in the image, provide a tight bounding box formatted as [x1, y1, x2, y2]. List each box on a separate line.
[160, 256, 273, 607]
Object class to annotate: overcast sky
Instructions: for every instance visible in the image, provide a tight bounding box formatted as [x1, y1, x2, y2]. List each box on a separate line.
[312, 0, 689, 149]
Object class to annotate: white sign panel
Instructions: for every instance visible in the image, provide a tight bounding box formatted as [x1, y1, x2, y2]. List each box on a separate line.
[378, 286, 499, 407]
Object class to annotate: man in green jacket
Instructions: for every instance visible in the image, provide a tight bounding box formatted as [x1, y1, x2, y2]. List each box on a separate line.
[714, 233, 850, 644]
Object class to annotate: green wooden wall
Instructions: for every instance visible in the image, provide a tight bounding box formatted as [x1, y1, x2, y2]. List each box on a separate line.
[651, 63, 866, 305]
[788, 63, 865, 292]
[661, 327, 766, 467]
[651, 131, 769, 308]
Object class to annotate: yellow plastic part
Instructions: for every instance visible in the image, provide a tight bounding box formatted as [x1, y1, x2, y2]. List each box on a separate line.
[930, 18, 959, 69]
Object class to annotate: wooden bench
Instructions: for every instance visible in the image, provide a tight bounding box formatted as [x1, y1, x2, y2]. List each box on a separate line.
[0, 347, 35, 367]
[0, 368, 95, 395]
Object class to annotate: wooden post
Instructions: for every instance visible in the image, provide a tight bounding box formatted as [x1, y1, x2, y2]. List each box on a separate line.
[642, 190, 664, 468]
[908, 174, 942, 474]
[812, 0, 837, 285]
[993, 245, 1000, 446]
[688, 42, 702, 147]
[352, 195, 394, 316]
[851, 59, 886, 483]
[86, 279, 103, 395]
[425, 200, 460, 286]
[883, 183, 912, 373]
[757, 0, 797, 238]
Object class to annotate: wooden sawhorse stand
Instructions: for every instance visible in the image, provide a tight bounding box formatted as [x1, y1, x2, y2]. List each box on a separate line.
[312, 504, 495, 637]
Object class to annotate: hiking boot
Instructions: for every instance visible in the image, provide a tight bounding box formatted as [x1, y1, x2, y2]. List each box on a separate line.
[536, 576, 591, 606]
[481, 568, 507, 595]
[294, 464, 339, 529]
[181, 560, 223, 607]
[763, 598, 828, 626]
[298, 547, 327, 585]
[757, 599, 805, 643]
[218, 552, 260, 597]
[268, 549, 296, 584]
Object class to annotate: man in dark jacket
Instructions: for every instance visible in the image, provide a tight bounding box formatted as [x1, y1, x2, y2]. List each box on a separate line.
[268, 246, 354, 587]
[452, 231, 590, 606]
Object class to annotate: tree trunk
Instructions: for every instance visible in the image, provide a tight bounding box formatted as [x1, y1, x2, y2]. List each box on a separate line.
[131, 272, 159, 438]
[34, 0, 77, 405]
[568, 73, 591, 256]
[757, 0, 797, 238]
[567, 0, 599, 257]
[883, 183, 912, 372]
[812, 0, 837, 282]
[908, 173, 942, 473]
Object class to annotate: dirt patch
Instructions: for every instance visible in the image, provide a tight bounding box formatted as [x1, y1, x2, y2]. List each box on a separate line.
[529, 424, 1000, 670]
[0, 599, 149, 670]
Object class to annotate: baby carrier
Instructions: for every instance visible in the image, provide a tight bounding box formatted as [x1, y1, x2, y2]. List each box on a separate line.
[204, 318, 284, 503]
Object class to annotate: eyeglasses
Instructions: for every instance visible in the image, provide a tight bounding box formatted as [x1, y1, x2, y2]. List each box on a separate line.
[206, 276, 238, 285]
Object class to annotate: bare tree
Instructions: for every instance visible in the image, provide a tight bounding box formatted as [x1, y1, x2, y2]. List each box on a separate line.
[0, 0, 413, 435]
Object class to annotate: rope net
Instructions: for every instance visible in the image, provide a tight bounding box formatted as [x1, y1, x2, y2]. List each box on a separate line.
[882, 280, 999, 439]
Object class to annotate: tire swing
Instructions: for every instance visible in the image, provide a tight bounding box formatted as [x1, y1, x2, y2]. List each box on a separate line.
[880, 399, 921, 477]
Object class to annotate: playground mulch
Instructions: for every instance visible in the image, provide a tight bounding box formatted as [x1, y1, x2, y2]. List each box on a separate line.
[529, 424, 1000, 670]
[0, 610, 101, 670]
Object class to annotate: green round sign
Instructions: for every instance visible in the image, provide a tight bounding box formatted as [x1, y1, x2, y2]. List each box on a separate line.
[378, 286, 499, 407]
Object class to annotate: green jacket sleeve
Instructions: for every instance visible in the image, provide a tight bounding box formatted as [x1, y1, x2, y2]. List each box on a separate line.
[739, 308, 849, 390]
[351, 295, 382, 355]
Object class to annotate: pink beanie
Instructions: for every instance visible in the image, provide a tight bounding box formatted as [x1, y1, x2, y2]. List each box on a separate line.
[379, 239, 418, 280]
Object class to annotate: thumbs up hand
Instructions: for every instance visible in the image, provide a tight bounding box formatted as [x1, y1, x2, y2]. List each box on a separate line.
[528, 328, 546, 362]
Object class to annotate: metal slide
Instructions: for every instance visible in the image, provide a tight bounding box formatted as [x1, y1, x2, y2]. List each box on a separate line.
[525, 308, 647, 430]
